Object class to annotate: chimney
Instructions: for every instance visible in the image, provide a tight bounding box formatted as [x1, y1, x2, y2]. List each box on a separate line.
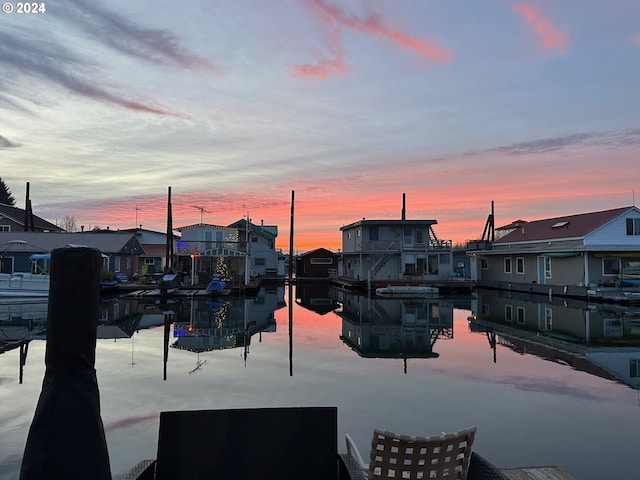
[401, 193, 406, 221]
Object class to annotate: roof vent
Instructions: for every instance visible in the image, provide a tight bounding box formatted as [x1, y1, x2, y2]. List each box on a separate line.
[552, 221, 569, 228]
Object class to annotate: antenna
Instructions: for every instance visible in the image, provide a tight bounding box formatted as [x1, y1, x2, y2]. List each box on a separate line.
[135, 205, 141, 227]
[192, 205, 212, 223]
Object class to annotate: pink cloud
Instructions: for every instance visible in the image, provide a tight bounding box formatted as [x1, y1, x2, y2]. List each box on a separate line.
[308, 0, 453, 62]
[512, 3, 569, 53]
[291, 0, 452, 79]
[289, 15, 348, 79]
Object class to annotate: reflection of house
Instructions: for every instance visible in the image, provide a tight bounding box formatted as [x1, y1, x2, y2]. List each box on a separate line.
[294, 283, 339, 315]
[471, 289, 640, 389]
[469, 206, 640, 299]
[337, 293, 454, 359]
[0, 204, 63, 233]
[340, 218, 453, 283]
[171, 290, 280, 354]
[0, 231, 144, 277]
[295, 248, 338, 278]
[473, 289, 640, 345]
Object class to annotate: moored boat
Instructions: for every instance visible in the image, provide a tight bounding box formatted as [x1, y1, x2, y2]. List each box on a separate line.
[375, 285, 439, 296]
[0, 272, 50, 297]
[206, 275, 226, 294]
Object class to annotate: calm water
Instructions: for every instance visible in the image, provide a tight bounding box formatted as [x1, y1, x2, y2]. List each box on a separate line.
[1, 285, 639, 479]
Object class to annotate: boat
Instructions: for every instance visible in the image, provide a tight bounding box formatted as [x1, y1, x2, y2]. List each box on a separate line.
[0, 253, 51, 298]
[206, 276, 226, 294]
[375, 285, 439, 296]
[0, 273, 50, 297]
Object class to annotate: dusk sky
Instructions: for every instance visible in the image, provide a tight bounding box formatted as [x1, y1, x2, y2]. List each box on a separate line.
[2, 0, 639, 251]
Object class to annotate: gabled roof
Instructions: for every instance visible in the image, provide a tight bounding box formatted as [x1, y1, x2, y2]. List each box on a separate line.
[175, 223, 229, 232]
[495, 206, 637, 243]
[297, 247, 336, 258]
[0, 231, 144, 254]
[340, 219, 437, 231]
[228, 219, 277, 240]
[0, 203, 64, 232]
[496, 220, 527, 231]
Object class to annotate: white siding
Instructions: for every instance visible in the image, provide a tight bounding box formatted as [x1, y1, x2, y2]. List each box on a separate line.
[585, 210, 640, 247]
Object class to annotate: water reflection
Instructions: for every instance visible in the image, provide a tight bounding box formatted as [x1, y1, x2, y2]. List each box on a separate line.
[471, 288, 640, 390]
[171, 288, 284, 372]
[2, 287, 640, 479]
[0, 298, 48, 384]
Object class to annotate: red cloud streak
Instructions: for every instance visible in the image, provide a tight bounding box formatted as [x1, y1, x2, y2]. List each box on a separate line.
[512, 3, 568, 52]
[291, 0, 453, 79]
[308, 0, 453, 62]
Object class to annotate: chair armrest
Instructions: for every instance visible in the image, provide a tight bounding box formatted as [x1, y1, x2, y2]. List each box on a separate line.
[345, 433, 368, 471]
[468, 452, 510, 480]
[119, 459, 156, 480]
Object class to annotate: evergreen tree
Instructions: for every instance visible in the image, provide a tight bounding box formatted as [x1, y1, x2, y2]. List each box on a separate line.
[0, 178, 16, 206]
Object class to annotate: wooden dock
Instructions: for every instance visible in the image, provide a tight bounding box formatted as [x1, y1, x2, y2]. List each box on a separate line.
[501, 466, 575, 480]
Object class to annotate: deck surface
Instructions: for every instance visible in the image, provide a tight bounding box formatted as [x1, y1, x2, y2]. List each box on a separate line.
[501, 466, 575, 480]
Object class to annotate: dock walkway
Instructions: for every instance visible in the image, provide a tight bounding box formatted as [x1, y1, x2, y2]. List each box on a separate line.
[501, 466, 575, 480]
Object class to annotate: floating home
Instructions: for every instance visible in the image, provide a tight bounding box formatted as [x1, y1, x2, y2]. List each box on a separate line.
[468, 206, 640, 301]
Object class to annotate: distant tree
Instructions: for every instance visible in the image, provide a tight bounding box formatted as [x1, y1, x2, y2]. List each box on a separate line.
[0, 178, 16, 206]
[60, 215, 78, 232]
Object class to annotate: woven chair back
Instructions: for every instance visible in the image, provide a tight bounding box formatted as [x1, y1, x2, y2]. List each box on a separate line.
[368, 426, 476, 479]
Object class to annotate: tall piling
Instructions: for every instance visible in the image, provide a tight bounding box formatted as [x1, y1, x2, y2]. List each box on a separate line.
[20, 246, 111, 480]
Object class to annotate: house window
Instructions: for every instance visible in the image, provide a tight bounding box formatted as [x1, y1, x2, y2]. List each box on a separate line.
[251, 236, 258, 243]
[516, 257, 524, 274]
[356, 229, 361, 237]
[347, 232, 351, 239]
[630, 359, 640, 378]
[480, 258, 488, 270]
[544, 257, 552, 279]
[504, 257, 512, 274]
[0, 225, 10, 232]
[415, 229, 424, 244]
[254, 257, 265, 266]
[626, 218, 640, 235]
[403, 227, 413, 245]
[310, 258, 332, 264]
[439, 254, 450, 265]
[144, 258, 155, 265]
[505, 305, 513, 322]
[427, 255, 439, 274]
[603, 258, 620, 276]
[516, 306, 525, 324]
[369, 226, 379, 241]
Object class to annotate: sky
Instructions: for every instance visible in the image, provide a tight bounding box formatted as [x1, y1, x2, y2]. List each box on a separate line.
[2, 0, 639, 252]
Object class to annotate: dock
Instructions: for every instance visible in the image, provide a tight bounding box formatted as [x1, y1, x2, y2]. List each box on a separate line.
[501, 466, 575, 480]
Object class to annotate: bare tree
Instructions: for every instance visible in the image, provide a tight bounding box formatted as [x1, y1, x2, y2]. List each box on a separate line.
[60, 215, 78, 232]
